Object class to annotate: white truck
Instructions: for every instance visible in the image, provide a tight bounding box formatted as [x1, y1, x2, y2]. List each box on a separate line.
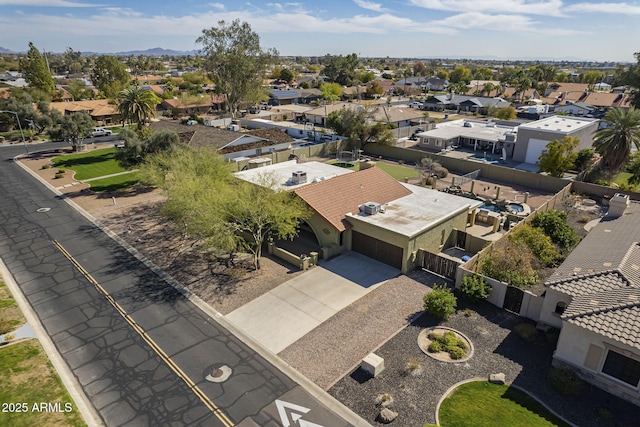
[91, 127, 112, 137]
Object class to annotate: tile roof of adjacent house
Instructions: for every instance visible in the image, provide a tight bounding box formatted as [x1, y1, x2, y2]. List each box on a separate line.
[562, 288, 640, 350]
[49, 100, 118, 118]
[548, 202, 640, 283]
[244, 127, 295, 144]
[548, 202, 640, 348]
[150, 119, 241, 149]
[293, 167, 412, 231]
[582, 92, 627, 108]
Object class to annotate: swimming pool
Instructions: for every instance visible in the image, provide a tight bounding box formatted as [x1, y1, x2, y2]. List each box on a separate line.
[508, 203, 525, 213]
[468, 155, 499, 164]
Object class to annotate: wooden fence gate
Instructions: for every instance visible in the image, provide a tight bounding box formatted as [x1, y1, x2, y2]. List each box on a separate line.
[503, 286, 524, 314]
[421, 251, 458, 280]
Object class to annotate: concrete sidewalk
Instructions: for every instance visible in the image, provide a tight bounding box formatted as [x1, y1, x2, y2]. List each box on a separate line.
[225, 251, 399, 354]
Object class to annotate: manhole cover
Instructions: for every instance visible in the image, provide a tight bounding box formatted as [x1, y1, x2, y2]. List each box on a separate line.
[36, 208, 51, 213]
[205, 365, 232, 383]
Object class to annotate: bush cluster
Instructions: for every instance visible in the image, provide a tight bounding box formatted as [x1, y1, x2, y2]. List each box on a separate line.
[530, 210, 580, 253]
[427, 330, 468, 359]
[459, 274, 491, 303]
[479, 239, 538, 288]
[548, 367, 585, 396]
[509, 224, 560, 267]
[423, 285, 457, 319]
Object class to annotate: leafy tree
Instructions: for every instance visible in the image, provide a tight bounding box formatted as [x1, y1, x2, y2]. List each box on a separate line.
[115, 129, 180, 167]
[627, 152, 640, 186]
[19, 42, 55, 95]
[0, 91, 58, 135]
[423, 285, 457, 320]
[509, 224, 560, 267]
[279, 68, 294, 84]
[322, 53, 359, 86]
[488, 106, 516, 120]
[459, 274, 491, 303]
[573, 148, 595, 172]
[326, 107, 395, 150]
[365, 81, 384, 98]
[197, 19, 278, 118]
[58, 111, 95, 151]
[593, 107, 640, 175]
[537, 136, 579, 177]
[448, 81, 469, 94]
[417, 157, 448, 180]
[413, 61, 429, 77]
[116, 87, 160, 129]
[320, 82, 343, 103]
[141, 148, 311, 270]
[66, 78, 94, 101]
[530, 210, 580, 253]
[473, 66, 494, 80]
[449, 65, 472, 84]
[91, 55, 130, 98]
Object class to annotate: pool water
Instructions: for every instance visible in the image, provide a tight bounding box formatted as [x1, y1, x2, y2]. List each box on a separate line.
[479, 203, 497, 212]
[508, 203, 524, 213]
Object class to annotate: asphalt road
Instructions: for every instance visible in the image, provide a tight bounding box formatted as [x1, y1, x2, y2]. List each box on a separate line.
[0, 141, 353, 427]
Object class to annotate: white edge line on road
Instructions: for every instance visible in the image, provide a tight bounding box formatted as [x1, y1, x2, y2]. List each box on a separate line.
[14, 153, 372, 427]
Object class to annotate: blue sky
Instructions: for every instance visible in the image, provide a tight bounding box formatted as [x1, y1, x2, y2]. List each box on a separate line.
[0, 0, 638, 61]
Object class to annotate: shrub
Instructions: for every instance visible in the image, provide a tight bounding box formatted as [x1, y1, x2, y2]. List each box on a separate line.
[427, 330, 468, 359]
[428, 341, 443, 353]
[54, 172, 64, 179]
[549, 367, 585, 396]
[41, 163, 51, 170]
[0, 318, 13, 335]
[448, 346, 465, 359]
[514, 322, 538, 342]
[423, 285, 457, 320]
[479, 239, 538, 287]
[404, 358, 422, 375]
[460, 274, 491, 303]
[530, 210, 580, 253]
[509, 224, 560, 267]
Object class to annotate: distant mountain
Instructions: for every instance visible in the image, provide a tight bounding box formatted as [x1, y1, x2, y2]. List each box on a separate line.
[0, 47, 15, 54]
[113, 47, 198, 56]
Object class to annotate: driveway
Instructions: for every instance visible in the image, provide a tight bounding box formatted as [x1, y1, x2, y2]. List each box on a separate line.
[225, 251, 399, 354]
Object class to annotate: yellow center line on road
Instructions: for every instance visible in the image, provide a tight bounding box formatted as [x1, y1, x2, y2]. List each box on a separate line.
[51, 240, 235, 427]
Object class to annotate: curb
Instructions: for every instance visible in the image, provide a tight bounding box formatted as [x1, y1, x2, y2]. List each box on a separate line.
[0, 258, 105, 427]
[14, 153, 372, 427]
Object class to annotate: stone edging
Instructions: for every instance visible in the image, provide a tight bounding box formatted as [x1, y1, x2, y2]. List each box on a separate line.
[418, 326, 474, 363]
[434, 377, 579, 427]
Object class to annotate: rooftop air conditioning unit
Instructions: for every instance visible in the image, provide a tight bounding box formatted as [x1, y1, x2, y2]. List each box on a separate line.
[362, 202, 382, 215]
[291, 171, 307, 184]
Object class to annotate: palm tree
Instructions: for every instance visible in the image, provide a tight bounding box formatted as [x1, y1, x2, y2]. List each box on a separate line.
[593, 107, 640, 174]
[117, 87, 160, 129]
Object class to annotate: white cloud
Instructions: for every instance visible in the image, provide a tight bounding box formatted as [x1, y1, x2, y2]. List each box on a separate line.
[565, 2, 640, 14]
[208, 2, 225, 11]
[0, 0, 98, 6]
[428, 11, 581, 35]
[353, 0, 385, 13]
[409, 0, 565, 17]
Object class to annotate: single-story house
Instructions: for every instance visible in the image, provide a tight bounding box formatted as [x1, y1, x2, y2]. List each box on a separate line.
[416, 119, 517, 156]
[304, 102, 425, 129]
[422, 94, 511, 113]
[49, 100, 120, 125]
[553, 102, 599, 117]
[236, 162, 482, 272]
[539, 194, 640, 406]
[159, 96, 225, 115]
[268, 88, 322, 106]
[150, 119, 296, 160]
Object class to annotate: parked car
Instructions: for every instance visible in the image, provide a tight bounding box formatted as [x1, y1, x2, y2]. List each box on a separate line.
[259, 102, 272, 110]
[248, 106, 260, 114]
[408, 101, 423, 108]
[91, 127, 112, 137]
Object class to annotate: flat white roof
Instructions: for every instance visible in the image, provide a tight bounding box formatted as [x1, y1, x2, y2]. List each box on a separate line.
[346, 183, 483, 238]
[417, 119, 514, 142]
[518, 115, 597, 133]
[234, 160, 353, 191]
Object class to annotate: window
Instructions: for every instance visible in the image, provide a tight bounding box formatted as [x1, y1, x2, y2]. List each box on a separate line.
[435, 140, 442, 147]
[602, 350, 640, 387]
[554, 301, 567, 315]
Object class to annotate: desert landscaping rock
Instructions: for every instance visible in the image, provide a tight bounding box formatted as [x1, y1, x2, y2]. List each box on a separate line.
[377, 407, 398, 424]
[489, 373, 506, 384]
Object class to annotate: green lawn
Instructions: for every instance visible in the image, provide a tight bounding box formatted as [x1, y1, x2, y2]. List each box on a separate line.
[87, 171, 142, 193]
[52, 148, 126, 181]
[439, 381, 570, 427]
[327, 160, 420, 180]
[105, 124, 136, 134]
[0, 341, 86, 427]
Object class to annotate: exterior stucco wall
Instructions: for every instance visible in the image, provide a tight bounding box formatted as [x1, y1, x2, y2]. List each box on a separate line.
[512, 120, 598, 163]
[554, 322, 640, 405]
[305, 213, 344, 258]
[539, 288, 572, 329]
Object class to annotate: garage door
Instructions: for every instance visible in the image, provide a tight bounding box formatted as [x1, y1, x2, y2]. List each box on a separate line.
[351, 231, 403, 269]
[524, 138, 550, 164]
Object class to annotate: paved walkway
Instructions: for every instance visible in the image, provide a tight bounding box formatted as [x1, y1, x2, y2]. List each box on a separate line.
[225, 251, 399, 354]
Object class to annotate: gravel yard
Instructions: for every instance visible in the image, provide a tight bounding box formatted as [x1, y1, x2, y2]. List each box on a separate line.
[329, 298, 640, 427]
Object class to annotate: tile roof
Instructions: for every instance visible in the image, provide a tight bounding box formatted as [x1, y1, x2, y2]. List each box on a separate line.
[150, 119, 242, 149]
[548, 270, 631, 297]
[548, 202, 640, 283]
[293, 167, 412, 231]
[563, 288, 640, 350]
[49, 100, 118, 118]
[547, 202, 640, 348]
[244, 127, 295, 144]
[582, 92, 627, 108]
